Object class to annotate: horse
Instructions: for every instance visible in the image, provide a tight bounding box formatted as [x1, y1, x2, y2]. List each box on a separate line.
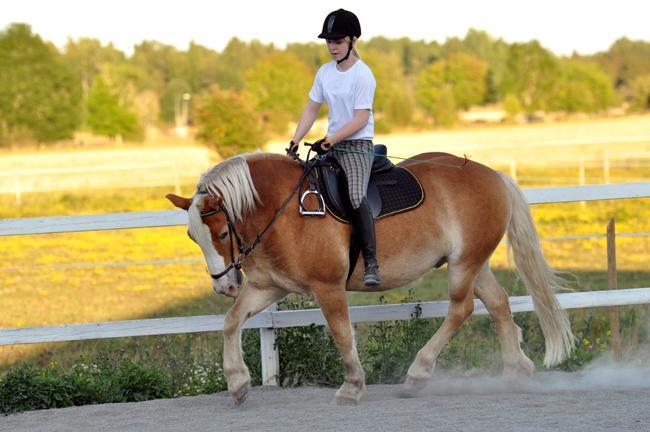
[166, 151, 574, 406]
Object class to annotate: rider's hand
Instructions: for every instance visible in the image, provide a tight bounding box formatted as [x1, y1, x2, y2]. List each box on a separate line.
[312, 137, 332, 155]
[286, 140, 300, 159]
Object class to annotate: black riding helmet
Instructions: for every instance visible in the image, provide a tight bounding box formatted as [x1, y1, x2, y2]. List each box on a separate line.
[318, 9, 361, 39]
[318, 9, 361, 64]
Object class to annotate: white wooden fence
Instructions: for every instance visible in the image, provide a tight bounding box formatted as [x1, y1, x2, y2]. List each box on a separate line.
[1, 182, 650, 386]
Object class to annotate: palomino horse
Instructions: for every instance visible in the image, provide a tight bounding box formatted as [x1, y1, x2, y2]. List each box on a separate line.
[166, 151, 574, 405]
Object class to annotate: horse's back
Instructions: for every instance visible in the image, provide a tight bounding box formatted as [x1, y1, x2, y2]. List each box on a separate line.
[399, 152, 509, 205]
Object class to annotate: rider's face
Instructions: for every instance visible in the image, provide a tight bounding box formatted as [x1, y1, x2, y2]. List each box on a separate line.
[326, 38, 349, 61]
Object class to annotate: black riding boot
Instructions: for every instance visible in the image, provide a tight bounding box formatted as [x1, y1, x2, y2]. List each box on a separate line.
[351, 197, 381, 286]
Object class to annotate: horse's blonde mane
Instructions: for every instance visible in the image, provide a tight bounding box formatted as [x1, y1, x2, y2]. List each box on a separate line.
[197, 154, 263, 222]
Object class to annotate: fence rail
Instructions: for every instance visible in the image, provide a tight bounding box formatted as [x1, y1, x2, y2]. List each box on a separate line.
[1, 181, 650, 385]
[2, 182, 649, 237]
[2, 288, 650, 346]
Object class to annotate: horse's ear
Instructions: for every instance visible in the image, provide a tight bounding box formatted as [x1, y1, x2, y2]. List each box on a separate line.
[204, 195, 223, 211]
[166, 194, 192, 210]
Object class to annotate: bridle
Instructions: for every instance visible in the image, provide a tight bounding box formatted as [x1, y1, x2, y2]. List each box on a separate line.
[197, 193, 247, 283]
[196, 162, 314, 283]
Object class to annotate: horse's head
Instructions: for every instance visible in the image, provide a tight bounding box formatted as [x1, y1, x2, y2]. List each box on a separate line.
[166, 192, 243, 298]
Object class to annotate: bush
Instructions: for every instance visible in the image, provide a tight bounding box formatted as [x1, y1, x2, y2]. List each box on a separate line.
[0, 366, 73, 414]
[0, 359, 171, 414]
[195, 86, 268, 157]
[243, 296, 344, 387]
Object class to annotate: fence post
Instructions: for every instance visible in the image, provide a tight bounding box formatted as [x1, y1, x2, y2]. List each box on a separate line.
[14, 175, 22, 205]
[607, 218, 622, 360]
[260, 303, 279, 385]
[579, 157, 586, 209]
[509, 159, 517, 183]
[172, 163, 181, 195]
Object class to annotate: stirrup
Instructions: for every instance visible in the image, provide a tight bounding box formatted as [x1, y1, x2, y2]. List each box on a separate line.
[299, 189, 326, 216]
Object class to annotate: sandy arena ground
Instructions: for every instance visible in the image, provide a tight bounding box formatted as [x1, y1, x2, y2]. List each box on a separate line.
[3, 368, 650, 432]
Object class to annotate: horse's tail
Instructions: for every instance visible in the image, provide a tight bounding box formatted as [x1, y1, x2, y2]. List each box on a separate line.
[498, 172, 574, 367]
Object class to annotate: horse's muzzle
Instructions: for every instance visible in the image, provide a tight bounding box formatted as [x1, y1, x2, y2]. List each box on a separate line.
[212, 268, 242, 298]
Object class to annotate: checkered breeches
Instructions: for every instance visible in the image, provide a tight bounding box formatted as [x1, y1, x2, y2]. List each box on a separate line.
[332, 139, 374, 209]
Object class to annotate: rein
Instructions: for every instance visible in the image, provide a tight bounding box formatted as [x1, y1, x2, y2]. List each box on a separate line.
[198, 162, 315, 281]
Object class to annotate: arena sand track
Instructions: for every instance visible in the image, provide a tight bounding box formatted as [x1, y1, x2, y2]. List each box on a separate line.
[4, 367, 650, 432]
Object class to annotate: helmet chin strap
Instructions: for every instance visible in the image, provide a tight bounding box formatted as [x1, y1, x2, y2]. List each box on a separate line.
[337, 40, 354, 64]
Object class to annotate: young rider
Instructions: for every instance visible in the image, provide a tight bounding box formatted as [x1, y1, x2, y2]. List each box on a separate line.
[287, 9, 380, 286]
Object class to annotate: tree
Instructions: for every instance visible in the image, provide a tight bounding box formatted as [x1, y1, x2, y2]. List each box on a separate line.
[500, 41, 561, 112]
[548, 60, 617, 113]
[629, 74, 650, 111]
[502, 94, 523, 120]
[591, 38, 650, 95]
[185, 41, 221, 94]
[364, 51, 414, 132]
[63, 38, 126, 128]
[364, 37, 441, 77]
[415, 53, 487, 124]
[86, 77, 141, 139]
[244, 52, 312, 134]
[0, 23, 81, 145]
[286, 42, 330, 73]
[195, 86, 267, 156]
[214, 38, 276, 91]
[461, 29, 509, 102]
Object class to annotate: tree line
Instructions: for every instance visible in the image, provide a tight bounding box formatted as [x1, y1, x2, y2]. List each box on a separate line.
[1, 23, 650, 153]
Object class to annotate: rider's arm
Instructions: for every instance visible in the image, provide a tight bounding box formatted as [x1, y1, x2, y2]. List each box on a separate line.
[291, 99, 322, 144]
[326, 109, 370, 145]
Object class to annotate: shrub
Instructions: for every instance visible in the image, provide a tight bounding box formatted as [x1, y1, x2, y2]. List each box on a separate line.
[0, 359, 171, 414]
[243, 295, 344, 387]
[195, 86, 267, 157]
[0, 366, 73, 414]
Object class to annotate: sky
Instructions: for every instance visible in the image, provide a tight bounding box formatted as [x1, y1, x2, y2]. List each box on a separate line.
[2, 0, 650, 57]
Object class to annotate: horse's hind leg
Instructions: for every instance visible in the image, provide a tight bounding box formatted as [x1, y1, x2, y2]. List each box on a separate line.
[474, 263, 534, 381]
[400, 262, 479, 397]
[311, 283, 365, 405]
[223, 283, 286, 405]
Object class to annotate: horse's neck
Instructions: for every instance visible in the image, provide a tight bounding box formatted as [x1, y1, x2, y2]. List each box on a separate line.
[240, 155, 300, 235]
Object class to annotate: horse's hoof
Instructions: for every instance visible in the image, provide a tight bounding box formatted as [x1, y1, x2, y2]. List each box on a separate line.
[398, 376, 427, 398]
[502, 357, 535, 383]
[231, 381, 251, 406]
[334, 395, 359, 406]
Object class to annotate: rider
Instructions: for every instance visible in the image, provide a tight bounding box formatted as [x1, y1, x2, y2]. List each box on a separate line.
[287, 9, 380, 286]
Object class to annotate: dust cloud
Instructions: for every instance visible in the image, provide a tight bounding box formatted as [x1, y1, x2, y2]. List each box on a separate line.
[425, 349, 650, 396]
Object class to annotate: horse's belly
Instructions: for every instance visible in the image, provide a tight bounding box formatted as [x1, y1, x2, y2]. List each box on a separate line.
[345, 242, 446, 292]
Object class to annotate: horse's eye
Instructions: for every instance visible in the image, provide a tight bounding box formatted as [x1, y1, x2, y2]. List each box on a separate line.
[218, 231, 229, 241]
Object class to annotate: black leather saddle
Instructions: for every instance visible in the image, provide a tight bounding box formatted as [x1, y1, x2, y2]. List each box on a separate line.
[300, 144, 425, 223]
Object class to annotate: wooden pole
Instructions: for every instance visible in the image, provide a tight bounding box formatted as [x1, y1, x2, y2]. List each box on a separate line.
[509, 159, 517, 183]
[260, 303, 279, 385]
[579, 157, 586, 209]
[607, 218, 622, 361]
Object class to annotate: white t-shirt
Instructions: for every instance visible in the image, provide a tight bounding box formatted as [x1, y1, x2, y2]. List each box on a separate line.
[309, 60, 376, 140]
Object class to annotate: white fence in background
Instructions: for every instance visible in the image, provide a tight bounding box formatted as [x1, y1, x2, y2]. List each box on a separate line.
[1, 182, 649, 385]
[0, 162, 206, 204]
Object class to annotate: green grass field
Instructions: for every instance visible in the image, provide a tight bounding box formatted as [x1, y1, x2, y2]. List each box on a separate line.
[1, 115, 649, 376]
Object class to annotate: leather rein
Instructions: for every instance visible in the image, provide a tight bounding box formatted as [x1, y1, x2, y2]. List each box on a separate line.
[197, 161, 314, 281]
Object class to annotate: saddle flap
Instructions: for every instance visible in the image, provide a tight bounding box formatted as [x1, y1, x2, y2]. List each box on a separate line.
[315, 161, 423, 223]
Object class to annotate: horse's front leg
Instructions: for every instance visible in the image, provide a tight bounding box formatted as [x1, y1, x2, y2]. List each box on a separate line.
[223, 284, 285, 405]
[312, 283, 365, 405]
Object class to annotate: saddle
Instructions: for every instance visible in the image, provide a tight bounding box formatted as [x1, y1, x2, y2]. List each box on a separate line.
[300, 144, 425, 223]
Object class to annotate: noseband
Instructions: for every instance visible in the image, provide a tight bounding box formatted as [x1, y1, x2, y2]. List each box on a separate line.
[197, 192, 246, 283]
[195, 161, 314, 283]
